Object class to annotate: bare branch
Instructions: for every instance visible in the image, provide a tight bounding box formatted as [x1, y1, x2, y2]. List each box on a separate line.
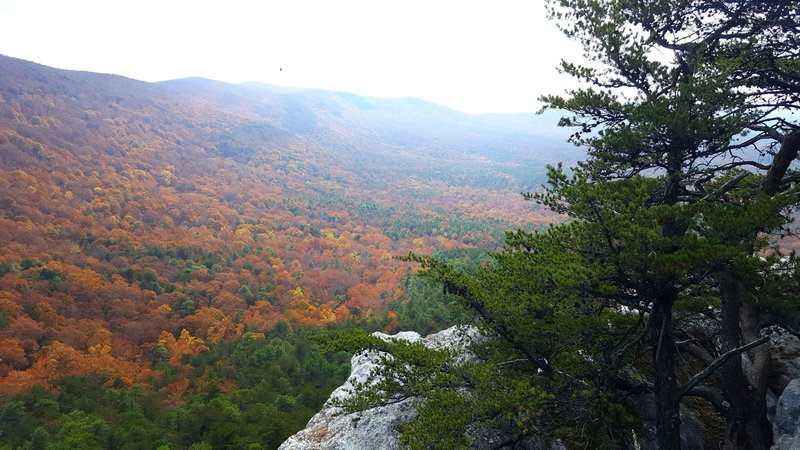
[749, 124, 787, 141]
[678, 335, 770, 397]
[722, 134, 771, 151]
[702, 172, 750, 201]
[704, 160, 771, 172]
[684, 385, 731, 417]
[774, 319, 800, 340]
[496, 359, 529, 367]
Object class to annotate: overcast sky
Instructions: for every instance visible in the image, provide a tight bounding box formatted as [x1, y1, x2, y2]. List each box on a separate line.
[0, 0, 582, 114]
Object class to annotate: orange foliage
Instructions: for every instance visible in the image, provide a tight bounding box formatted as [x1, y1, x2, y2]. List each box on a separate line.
[163, 374, 190, 407]
[180, 307, 236, 344]
[158, 329, 209, 367]
[239, 301, 282, 334]
[0, 55, 560, 399]
[0, 338, 28, 372]
[0, 341, 156, 397]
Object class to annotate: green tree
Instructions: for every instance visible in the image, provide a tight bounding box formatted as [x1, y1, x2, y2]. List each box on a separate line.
[340, 1, 798, 449]
[0, 401, 35, 449]
[47, 410, 110, 450]
[540, 1, 799, 447]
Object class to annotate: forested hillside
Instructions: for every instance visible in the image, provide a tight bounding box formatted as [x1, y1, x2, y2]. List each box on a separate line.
[0, 55, 571, 447]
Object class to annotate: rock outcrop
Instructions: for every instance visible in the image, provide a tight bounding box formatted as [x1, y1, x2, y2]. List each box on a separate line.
[767, 326, 800, 396]
[772, 378, 800, 450]
[278, 326, 479, 450]
[280, 325, 800, 449]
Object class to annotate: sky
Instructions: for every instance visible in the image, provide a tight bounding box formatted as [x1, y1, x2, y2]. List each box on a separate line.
[0, 0, 583, 114]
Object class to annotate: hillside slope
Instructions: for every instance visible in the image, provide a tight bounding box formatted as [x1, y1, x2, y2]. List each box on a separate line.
[0, 54, 574, 395]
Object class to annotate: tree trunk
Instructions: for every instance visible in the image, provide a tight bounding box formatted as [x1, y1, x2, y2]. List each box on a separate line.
[717, 274, 750, 450]
[717, 274, 773, 450]
[761, 129, 800, 196]
[652, 297, 682, 450]
[652, 165, 684, 450]
[741, 301, 773, 450]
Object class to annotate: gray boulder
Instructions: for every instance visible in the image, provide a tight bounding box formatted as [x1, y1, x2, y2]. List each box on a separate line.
[766, 327, 800, 394]
[772, 378, 800, 450]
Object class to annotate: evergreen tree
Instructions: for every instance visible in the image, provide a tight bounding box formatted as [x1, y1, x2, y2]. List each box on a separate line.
[540, 1, 799, 447]
[339, 1, 799, 449]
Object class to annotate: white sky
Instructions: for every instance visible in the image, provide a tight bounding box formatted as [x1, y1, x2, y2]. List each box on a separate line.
[0, 0, 582, 114]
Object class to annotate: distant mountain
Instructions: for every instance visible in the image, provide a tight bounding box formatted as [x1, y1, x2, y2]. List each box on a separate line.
[155, 76, 579, 178]
[0, 53, 579, 185]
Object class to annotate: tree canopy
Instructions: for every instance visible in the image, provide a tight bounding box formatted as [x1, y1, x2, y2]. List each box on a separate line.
[340, 1, 799, 449]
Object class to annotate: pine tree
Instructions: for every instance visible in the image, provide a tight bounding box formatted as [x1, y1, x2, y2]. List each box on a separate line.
[540, 1, 799, 447]
[339, 1, 799, 448]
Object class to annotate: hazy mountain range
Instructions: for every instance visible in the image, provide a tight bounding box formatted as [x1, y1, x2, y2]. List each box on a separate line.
[0, 54, 579, 193]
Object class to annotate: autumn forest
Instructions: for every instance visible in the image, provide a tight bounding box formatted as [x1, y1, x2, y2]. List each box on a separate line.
[0, 55, 576, 448]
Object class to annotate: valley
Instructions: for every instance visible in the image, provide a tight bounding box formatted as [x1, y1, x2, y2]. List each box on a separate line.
[0, 55, 574, 448]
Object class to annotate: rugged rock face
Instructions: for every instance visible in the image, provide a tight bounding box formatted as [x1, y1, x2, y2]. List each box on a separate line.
[766, 326, 800, 396]
[772, 378, 800, 450]
[278, 327, 479, 450]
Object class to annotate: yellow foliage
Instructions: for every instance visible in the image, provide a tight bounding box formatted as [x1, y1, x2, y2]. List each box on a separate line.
[179, 328, 205, 347]
[88, 344, 111, 355]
